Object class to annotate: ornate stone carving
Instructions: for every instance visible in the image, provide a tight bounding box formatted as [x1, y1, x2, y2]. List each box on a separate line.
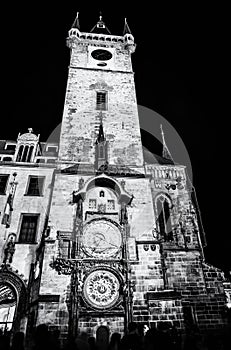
[3, 234, 16, 264]
[17, 128, 39, 142]
[89, 80, 113, 91]
[82, 269, 120, 309]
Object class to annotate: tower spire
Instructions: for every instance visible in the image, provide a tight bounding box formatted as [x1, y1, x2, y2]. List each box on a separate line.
[160, 124, 174, 162]
[123, 18, 132, 35]
[71, 11, 80, 29]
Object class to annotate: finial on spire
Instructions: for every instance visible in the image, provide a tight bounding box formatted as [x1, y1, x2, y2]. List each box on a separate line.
[123, 17, 132, 35]
[90, 13, 111, 34]
[72, 11, 80, 29]
[160, 124, 174, 162]
[28, 128, 33, 133]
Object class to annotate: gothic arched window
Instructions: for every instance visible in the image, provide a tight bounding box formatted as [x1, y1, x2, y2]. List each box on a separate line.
[0, 284, 17, 330]
[156, 195, 173, 241]
[21, 145, 29, 162]
[27, 146, 34, 162]
[99, 145, 105, 159]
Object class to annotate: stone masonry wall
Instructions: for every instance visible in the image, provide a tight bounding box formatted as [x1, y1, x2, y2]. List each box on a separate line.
[37, 241, 70, 338]
[58, 63, 143, 167]
[166, 250, 227, 330]
[78, 316, 124, 338]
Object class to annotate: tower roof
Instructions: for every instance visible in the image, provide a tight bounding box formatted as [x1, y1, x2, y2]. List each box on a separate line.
[160, 124, 174, 163]
[123, 18, 132, 35]
[71, 11, 80, 30]
[90, 13, 111, 34]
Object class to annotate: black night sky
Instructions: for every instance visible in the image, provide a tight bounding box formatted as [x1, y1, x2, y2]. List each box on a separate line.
[1, 2, 230, 273]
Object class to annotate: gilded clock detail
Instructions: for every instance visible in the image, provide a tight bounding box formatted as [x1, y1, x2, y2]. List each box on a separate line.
[82, 219, 122, 258]
[83, 270, 120, 309]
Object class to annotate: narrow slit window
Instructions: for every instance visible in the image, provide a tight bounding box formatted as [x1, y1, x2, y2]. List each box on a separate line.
[107, 200, 115, 210]
[96, 92, 107, 110]
[89, 199, 97, 210]
[156, 195, 172, 240]
[0, 175, 9, 194]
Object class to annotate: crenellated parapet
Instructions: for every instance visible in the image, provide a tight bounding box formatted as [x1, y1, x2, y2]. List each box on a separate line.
[67, 14, 136, 53]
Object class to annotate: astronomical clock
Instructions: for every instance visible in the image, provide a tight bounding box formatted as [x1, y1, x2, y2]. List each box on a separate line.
[82, 269, 121, 310]
[79, 217, 124, 311]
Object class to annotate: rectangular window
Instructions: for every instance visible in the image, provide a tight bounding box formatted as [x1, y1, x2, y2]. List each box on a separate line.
[107, 200, 115, 210]
[60, 240, 71, 259]
[96, 92, 107, 110]
[183, 306, 197, 326]
[19, 214, 39, 243]
[5, 144, 16, 151]
[89, 199, 97, 210]
[26, 176, 45, 196]
[0, 175, 9, 195]
[46, 146, 58, 153]
[47, 159, 56, 164]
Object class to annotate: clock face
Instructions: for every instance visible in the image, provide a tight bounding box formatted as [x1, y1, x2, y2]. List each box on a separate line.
[83, 270, 120, 309]
[82, 220, 122, 258]
[91, 49, 113, 61]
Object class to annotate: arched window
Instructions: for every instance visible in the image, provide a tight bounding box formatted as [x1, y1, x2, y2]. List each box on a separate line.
[0, 284, 17, 330]
[21, 145, 29, 162]
[16, 145, 24, 162]
[27, 146, 34, 162]
[156, 195, 173, 241]
[99, 145, 105, 159]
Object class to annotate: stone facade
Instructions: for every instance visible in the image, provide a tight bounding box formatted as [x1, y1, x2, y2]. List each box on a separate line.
[0, 14, 229, 348]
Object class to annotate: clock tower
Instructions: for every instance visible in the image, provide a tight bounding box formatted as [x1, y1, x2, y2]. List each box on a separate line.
[34, 13, 228, 346]
[58, 14, 144, 170]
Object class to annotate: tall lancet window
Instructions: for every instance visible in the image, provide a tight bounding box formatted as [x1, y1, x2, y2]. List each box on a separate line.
[16, 145, 24, 162]
[156, 195, 173, 241]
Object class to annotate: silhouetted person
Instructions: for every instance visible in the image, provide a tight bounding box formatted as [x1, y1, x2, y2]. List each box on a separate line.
[156, 322, 173, 349]
[223, 323, 231, 350]
[0, 329, 11, 350]
[182, 325, 201, 350]
[88, 336, 98, 350]
[64, 335, 77, 350]
[169, 324, 181, 350]
[10, 332, 25, 350]
[33, 324, 51, 350]
[120, 322, 142, 350]
[108, 332, 121, 350]
[137, 324, 149, 350]
[50, 329, 60, 350]
[75, 331, 90, 350]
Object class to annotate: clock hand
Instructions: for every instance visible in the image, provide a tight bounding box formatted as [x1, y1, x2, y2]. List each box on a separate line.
[96, 235, 120, 248]
[97, 52, 107, 60]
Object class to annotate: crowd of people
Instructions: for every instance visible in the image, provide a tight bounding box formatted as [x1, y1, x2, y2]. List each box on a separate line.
[0, 321, 230, 350]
